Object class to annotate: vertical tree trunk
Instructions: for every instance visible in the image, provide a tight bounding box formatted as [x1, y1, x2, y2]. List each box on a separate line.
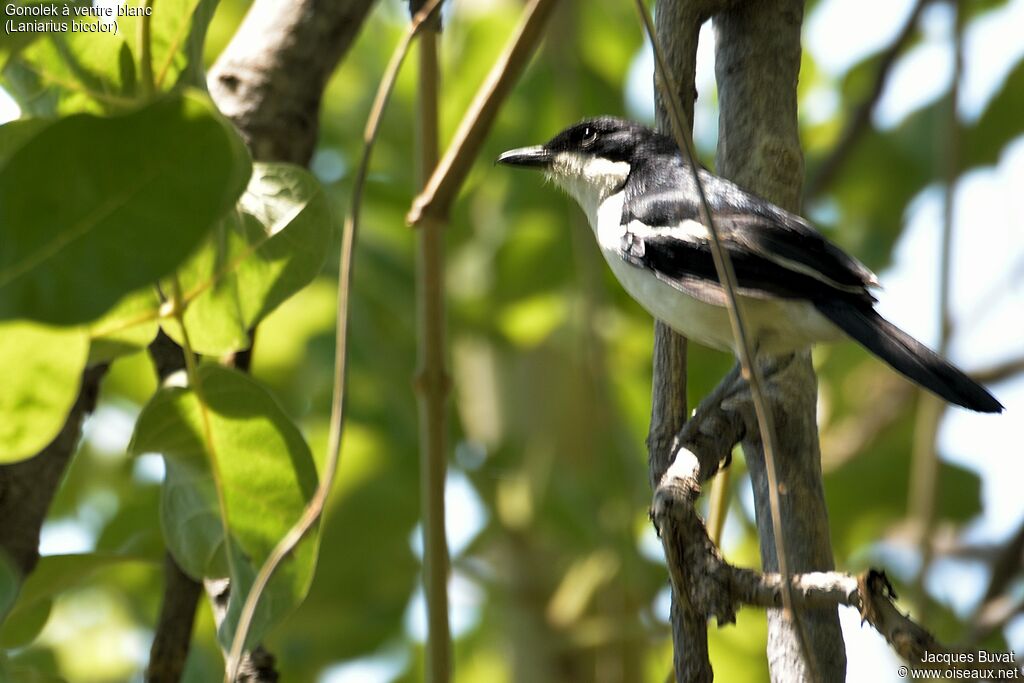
[713, 1, 847, 680]
[649, 2, 715, 680]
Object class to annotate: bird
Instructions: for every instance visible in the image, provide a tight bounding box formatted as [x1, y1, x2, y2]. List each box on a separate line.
[497, 116, 1003, 413]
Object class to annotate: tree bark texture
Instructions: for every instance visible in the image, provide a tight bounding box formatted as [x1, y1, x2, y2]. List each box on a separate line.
[208, 0, 379, 165]
[713, 1, 847, 680]
[650, 1, 726, 680]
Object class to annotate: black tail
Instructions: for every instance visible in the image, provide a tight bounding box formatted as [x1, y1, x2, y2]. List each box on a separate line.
[815, 299, 1004, 413]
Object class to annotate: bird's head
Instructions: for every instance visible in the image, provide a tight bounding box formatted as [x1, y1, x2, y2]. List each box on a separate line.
[497, 117, 673, 209]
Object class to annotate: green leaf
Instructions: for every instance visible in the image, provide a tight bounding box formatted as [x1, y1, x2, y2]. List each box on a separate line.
[0, 90, 251, 325]
[161, 163, 333, 355]
[116, 0, 215, 91]
[87, 287, 161, 364]
[0, 118, 50, 168]
[0, 553, 147, 649]
[129, 364, 319, 648]
[0, 1, 88, 70]
[964, 56, 1024, 170]
[0, 551, 19, 622]
[2, 0, 217, 115]
[824, 409, 983, 559]
[0, 320, 88, 463]
[0, 655, 67, 683]
[2, 24, 137, 117]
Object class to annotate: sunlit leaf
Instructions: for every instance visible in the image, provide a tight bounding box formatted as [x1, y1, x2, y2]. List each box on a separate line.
[162, 163, 333, 354]
[0, 320, 88, 463]
[2, 0, 217, 114]
[87, 287, 161, 363]
[964, 56, 1024, 170]
[116, 0, 213, 91]
[0, 0, 87, 70]
[3, 22, 138, 116]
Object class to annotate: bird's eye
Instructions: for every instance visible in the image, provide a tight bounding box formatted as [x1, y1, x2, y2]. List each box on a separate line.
[581, 127, 598, 147]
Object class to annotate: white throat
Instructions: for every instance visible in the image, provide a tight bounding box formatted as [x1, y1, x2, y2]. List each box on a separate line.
[547, 152, 631, 224]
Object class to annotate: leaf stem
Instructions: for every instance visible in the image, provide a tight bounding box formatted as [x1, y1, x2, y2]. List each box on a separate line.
[139, 0, 156, 96]
[223, 1, 447, 679]
[168, 274, 236, 590]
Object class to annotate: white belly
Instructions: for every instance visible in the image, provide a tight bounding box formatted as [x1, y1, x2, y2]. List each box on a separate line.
[588, 192, 843, 356]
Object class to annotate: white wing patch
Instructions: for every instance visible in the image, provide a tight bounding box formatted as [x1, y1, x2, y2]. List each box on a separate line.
[620, 215, 870, 296]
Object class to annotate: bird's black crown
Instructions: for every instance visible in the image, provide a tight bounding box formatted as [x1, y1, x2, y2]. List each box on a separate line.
[543, 116, 677, 164]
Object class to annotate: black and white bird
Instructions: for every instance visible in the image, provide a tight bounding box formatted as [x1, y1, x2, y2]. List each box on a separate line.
[497, 116, 1003, 413]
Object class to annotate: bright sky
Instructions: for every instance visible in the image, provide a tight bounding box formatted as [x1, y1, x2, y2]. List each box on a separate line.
[3, 0, 1022, 680]
[805, 0, 1024, 679]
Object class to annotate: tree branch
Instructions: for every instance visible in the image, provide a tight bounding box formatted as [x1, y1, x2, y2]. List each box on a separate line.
[652, 393, 1021, 678]
[208, 0, 379, 164]
[146, 553, 204, 683]
[412, 5, 452, 682]
[145, 330, 210, 683]
[406, 0, 559, 226]
[970, 355, 1024, 385]
[714, 0, 845, 678]
[735, 565, 1019, 678]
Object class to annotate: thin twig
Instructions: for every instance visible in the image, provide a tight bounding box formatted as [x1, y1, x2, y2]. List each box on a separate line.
[962, 519, 1024, 645]
[406, 0, 559, 226]
[413, 5, 452, 682]
[632, 2, 819, 680]
[740, 568, 1021, 676]
[908, 0, 963, 619]
[970, 355, 1024, 384]
[805, 0, 931, 199]
[224, 1, 446, 678]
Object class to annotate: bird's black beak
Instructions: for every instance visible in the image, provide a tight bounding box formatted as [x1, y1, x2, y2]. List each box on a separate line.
[496, 145, 552, 169]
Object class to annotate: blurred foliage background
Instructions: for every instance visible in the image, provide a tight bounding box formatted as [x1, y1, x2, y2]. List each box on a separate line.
[3, 0, 1022, 680]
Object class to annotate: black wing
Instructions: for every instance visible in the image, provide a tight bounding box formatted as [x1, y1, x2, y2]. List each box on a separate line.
[620, 162, 879, 296]
[619, 215, 877, 309]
